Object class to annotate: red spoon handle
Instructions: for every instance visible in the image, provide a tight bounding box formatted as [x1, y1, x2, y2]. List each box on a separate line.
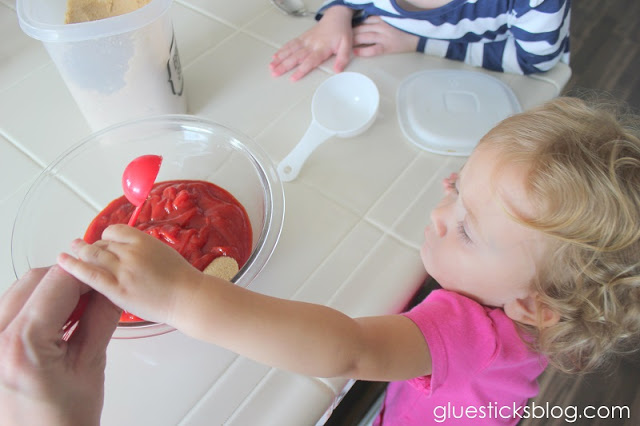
[62, 292, 91, 336]
[127, 203, 144, 227]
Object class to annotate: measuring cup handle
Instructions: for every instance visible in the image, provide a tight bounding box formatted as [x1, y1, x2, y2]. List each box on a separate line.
[277, 120, 335, 182]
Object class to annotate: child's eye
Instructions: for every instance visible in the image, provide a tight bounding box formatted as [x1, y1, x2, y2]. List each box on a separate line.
[457, 222, 472, 244]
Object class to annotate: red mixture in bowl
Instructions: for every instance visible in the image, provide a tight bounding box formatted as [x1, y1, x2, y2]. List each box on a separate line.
[85, 180, 252, 323]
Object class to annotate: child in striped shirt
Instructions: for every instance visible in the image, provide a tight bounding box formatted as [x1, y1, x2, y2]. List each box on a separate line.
[270, 0, 570, 81]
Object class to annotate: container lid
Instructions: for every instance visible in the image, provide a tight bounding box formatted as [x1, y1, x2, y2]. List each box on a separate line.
[396, 70, 521, 156]
[17, 0, 171, 42]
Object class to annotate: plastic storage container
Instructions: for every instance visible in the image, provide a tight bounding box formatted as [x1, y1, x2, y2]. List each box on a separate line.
[17, 0, 186, 131]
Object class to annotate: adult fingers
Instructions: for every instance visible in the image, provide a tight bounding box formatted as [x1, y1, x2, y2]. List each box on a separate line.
[16, 266, 88, 339]
[0, 268, 49, 331]
[67, 291, 120, 361]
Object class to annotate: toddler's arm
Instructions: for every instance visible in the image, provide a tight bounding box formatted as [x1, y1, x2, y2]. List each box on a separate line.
[415, 0, 570, 74]
[341, 0, 570, 75]
[269, 5, 354, 81]
[58, 225, 432, 381]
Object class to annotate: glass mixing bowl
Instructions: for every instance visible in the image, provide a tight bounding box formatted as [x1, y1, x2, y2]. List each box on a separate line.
[11, 115, 285, 338]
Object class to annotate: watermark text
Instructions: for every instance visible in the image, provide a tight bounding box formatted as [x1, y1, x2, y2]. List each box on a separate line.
[433, 401, 631, 423]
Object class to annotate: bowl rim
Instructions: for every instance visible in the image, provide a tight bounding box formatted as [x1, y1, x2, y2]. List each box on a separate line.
[11, 114, 285, 339]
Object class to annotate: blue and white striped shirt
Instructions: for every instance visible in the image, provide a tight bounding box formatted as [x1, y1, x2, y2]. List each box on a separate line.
[318, 0, 570, 75]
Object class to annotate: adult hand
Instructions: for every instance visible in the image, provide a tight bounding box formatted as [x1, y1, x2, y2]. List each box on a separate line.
[353, 16, 419, 57]
[269, 6, 355, 81]
[0, 266, 120, 426]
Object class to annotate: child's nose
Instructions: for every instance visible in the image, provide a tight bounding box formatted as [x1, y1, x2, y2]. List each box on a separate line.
[430, 205, 448, 237]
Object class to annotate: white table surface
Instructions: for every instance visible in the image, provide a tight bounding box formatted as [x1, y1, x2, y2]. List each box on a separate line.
[0, 0, 571, 424]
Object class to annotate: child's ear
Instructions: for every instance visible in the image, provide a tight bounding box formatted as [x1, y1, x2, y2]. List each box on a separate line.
[504, 294, 560, 328]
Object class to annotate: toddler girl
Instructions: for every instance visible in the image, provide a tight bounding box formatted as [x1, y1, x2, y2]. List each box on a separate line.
[270, 0, 571, 81]
[58, 97, 640, 424]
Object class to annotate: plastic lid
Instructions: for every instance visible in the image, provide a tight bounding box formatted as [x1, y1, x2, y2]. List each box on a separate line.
[397, 70, 521, 156]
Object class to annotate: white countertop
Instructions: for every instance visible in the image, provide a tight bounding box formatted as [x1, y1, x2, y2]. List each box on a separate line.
[0, 0, 571, 424]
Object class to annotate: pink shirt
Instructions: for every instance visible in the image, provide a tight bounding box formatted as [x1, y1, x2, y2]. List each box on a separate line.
[374, 290, 546, 425]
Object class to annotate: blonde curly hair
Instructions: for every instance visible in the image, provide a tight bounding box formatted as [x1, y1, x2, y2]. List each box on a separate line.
[479, 96, 640, 374]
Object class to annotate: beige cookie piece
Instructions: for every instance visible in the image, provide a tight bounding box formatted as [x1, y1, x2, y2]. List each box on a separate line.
[203, 256, 239, 282]
[65, 0, 152, 24]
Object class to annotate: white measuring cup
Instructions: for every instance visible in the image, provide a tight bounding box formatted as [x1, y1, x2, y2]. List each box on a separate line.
[277, 72, 380, 182]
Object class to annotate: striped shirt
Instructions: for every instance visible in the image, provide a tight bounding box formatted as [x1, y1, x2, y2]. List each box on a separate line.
[318, 0, 570, 75]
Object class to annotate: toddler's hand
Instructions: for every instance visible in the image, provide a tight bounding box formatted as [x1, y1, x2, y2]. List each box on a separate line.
[57, 224, 203, 325]
[269, 6, 354, 81]
[443, 172, 459, 195]
[352, 16, 419, 57]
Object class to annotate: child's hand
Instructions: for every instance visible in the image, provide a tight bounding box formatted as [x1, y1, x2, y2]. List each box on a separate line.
[269, 6, 354, 81]
[352, 16, 419, 57]
[57, 224, 203, 325]
[443, 172, 459, 195]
